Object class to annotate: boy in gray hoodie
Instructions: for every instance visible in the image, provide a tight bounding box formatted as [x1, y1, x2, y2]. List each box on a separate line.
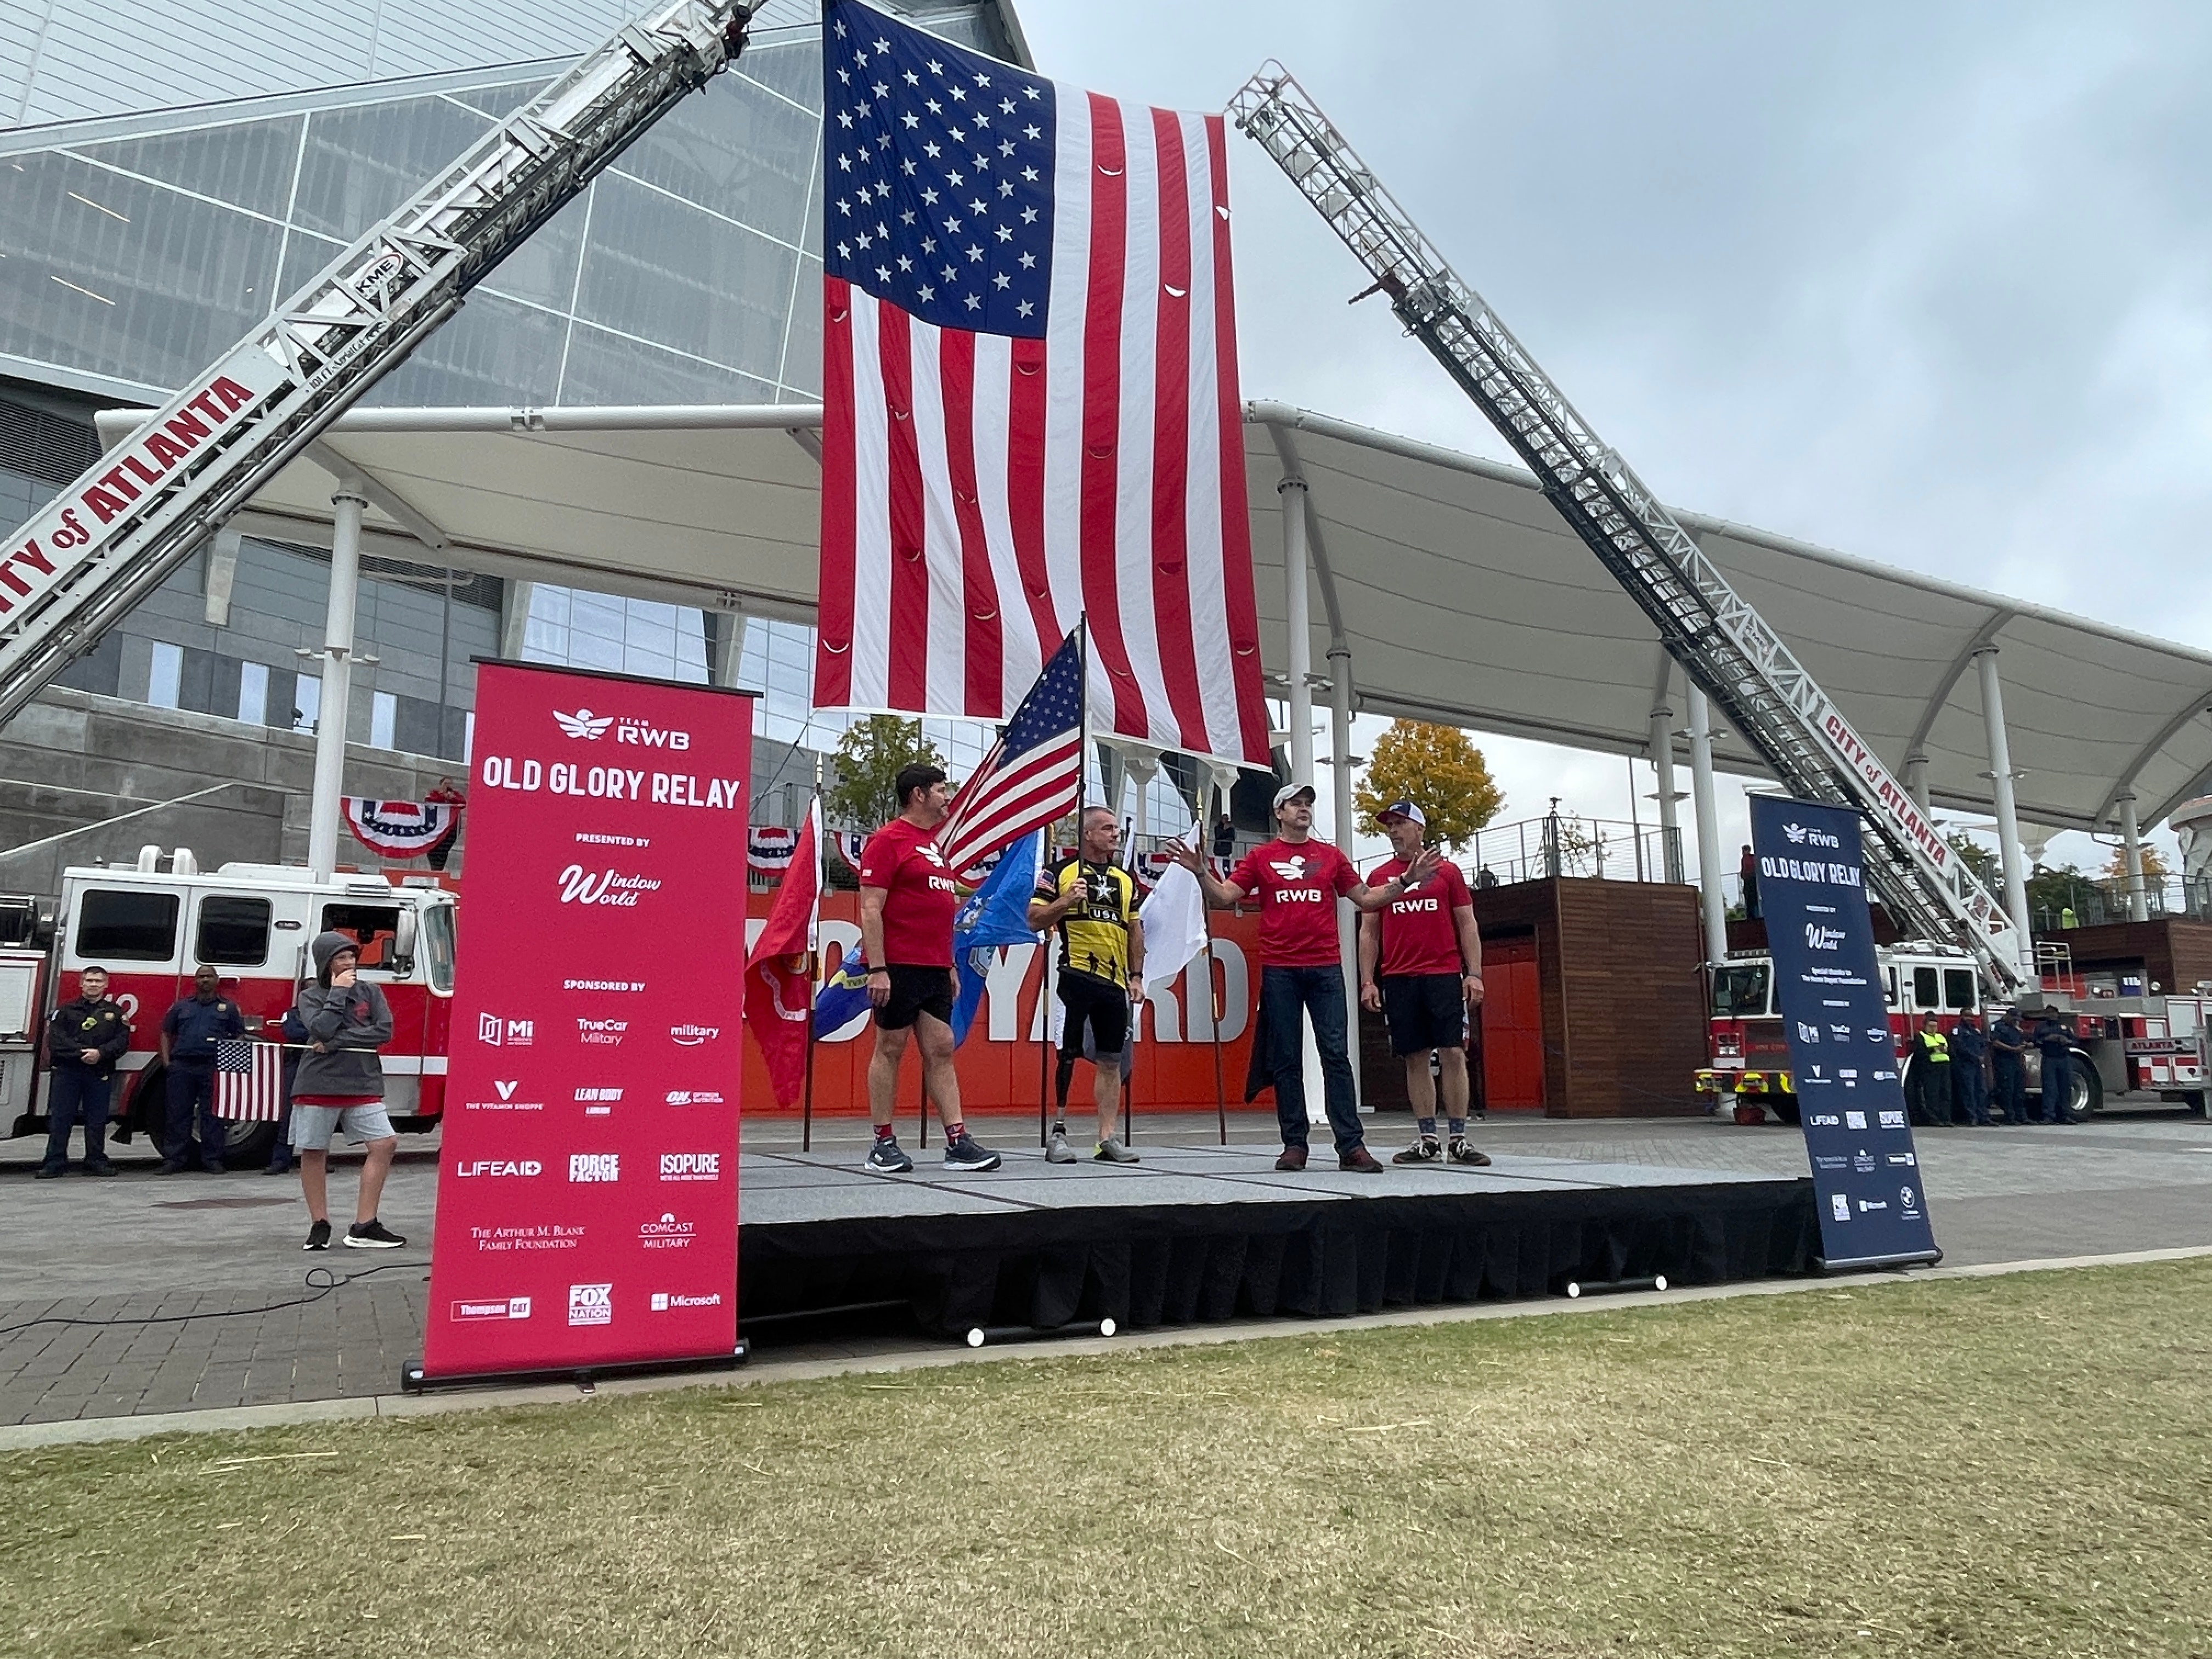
[291, 932, 405, 1251]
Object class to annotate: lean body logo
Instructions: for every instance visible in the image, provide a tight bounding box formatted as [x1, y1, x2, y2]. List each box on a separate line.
[567, 1283, 613, 1327]
[577, 1086, 622, 1117]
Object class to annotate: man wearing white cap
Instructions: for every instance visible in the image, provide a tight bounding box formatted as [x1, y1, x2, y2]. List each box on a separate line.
[1359, 800, 1488, 1166]
[1173, 782, 1438, 1171]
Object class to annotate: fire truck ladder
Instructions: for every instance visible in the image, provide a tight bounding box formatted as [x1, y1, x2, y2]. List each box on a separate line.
[0, 1, 757, 729]
[1229, 64, 2027, 993]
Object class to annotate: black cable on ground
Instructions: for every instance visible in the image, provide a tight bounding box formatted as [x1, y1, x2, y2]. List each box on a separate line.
[0, 1259, 424, 1340]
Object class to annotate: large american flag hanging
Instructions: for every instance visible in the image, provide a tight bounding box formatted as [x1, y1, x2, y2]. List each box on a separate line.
[812, 0, 1270, 767]
[935, 630, 1086, 881]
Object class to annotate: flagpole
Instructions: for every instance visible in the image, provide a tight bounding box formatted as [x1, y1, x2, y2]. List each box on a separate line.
[802, 768, 823, 1153]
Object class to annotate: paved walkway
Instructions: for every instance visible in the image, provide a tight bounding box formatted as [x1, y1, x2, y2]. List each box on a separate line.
[6, 1105, 2211, 1427]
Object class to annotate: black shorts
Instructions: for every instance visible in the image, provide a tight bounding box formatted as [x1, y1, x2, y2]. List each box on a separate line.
[1381, 972, 1466, 1057]
[874, 963, 955, 1031]
[1057, 970, 1130, 1057]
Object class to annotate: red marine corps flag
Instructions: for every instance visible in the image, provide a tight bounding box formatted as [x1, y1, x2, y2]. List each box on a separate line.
[743, 797, 822, 1107]
[812, 0, 1269, 767]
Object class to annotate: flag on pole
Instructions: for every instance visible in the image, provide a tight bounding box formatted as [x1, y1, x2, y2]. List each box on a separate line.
[1138, 821, 1210, 991]
[814, 945, 874, 1039]
[811, 0, 1269, 766]
[743, 798, 822, 1107]
[213, 1037, 284, 1121]
[950, 830, 1043, 1046]
[936, 629, 1086, 881]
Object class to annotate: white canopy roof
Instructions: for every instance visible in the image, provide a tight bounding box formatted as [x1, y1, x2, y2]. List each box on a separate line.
[126, 398, 2212, 833]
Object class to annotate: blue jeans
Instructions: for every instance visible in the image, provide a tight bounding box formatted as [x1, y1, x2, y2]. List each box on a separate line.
[41, 1069, 113, 1171]
[166, 1060, 223, 1167]
[2039, 1053, 2070, 1124]
[1260, 964, 1363, 1155]
[1993, 1059, 2027, 1124]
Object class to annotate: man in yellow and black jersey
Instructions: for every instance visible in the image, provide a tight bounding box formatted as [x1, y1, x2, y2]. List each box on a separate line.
[1029, 805, 1146, 1164]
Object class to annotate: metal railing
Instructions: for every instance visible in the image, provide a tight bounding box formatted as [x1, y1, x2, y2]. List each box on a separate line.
[1458, 810, 1683, 888]
[2033, 874, 2212, 930]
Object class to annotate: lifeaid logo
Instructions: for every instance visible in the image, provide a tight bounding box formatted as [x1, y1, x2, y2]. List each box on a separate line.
[566, 1283, 613, 1327]
[456, 1159, 543, 1177]
[556, 865, 662, 906]
[1808, 1113, 1841, 1127]
[659, 1152, 720, 1182]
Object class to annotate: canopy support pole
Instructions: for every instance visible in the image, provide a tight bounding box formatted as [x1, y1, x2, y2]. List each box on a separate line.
[1329, 641, 1361, 1112]
[306, 478, 365, 881]
[1280, 475, 1313, 784]
[2119, 791, 2148, 922]
[1689, 687, 1729, 964]
[1649, 701, 1682, 884]
[1974, 646, 2036, 978]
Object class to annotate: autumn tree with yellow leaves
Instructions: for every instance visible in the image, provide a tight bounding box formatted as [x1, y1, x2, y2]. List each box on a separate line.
[1353, 720, 1504, 851]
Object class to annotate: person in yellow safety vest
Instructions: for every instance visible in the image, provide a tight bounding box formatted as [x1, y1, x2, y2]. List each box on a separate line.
[1908, 1013, 1954, 1127]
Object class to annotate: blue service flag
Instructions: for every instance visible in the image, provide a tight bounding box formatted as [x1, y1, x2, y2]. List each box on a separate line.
[814, 944, 873, 1039]
[950, 831, 1045, 1046]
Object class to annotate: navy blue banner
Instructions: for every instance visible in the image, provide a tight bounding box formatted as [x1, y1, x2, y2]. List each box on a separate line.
[1750, 796, 1941, 1268]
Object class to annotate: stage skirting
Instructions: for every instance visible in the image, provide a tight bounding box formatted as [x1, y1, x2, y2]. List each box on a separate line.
[736, 1145, 1818, 1339]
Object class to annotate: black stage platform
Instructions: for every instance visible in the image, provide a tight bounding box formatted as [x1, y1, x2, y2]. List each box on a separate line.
[736, 1141, 1820, 1339]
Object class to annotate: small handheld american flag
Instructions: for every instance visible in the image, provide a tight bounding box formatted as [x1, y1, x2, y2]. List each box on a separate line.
[213, 1036, 285, 1122]
[935, 628, 1086, 881]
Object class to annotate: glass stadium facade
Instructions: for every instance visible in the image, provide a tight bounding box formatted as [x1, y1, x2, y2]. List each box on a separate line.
[0, 0, 1038, 850]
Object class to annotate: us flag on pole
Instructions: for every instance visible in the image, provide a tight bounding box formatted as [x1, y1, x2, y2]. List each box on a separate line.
[813, 0, 1269, 766]
[213, 1037, 285, 1122]
[936, 629, 1085, 881]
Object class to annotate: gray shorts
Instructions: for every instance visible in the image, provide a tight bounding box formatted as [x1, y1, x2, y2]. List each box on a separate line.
[289, 1102, 396, 1150]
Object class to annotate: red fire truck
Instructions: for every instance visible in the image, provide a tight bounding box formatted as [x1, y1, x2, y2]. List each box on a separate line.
[2, 850, 455, 1166]
[1695, 941, 2108, 1125]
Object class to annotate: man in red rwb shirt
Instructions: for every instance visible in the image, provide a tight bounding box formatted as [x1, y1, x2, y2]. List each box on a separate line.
[1174, 782, 1438, 1172]
[855, 763, 1000, 1175]
[1358, 800, 1489, 1167]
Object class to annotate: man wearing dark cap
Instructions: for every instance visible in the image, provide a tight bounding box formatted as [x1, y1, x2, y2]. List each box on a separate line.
[1358, 800, 1488, 1166]
[1173, 782, 1438, 1172]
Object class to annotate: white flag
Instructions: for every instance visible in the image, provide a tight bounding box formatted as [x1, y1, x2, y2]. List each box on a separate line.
[1141, 822, 1211, 992]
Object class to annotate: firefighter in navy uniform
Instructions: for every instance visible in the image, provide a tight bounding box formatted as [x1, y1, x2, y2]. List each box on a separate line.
[1030, 805, 1145, 1164]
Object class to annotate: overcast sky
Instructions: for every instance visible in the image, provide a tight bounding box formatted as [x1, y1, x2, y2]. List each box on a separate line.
[1020, 0, 2210, 877]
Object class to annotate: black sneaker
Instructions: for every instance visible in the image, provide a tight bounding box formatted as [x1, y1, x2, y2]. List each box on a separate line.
[84, 1163, 120, 1177]
[1392, 1138, 1442, 1165]
[345, 1219, 405, 1250]
[302, 1219, 331, 1251]
[942, 1133, 1002, 1172]
[1447, 1138, 1492, 1167]
[866, 1136, 915, 1173]
[33, 1164, 65, 1180]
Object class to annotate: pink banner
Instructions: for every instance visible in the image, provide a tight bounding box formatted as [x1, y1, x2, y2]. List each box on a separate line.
[421, 664, 753, 1379]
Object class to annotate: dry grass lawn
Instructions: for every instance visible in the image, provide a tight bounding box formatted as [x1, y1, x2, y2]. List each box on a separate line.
[5, 1259, 2211, 1658]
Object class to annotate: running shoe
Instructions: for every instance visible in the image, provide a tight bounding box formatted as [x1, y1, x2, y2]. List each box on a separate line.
[345, 1219, 406, 1250]
[1045, 1128, 1078, 1165]
[866, 1137, 915, 1174]
[1447, 1138, 1492, 1167]
[942, 1133, 1002, 1172]
[302, 1218, 331, 1251]
[1392, 1138, 1443, 1165]
[1093, 1137, 1138, 1164]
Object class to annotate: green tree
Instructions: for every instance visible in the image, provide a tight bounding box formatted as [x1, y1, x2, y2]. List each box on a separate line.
[2027, 862, 2098, 927]
[1352, 720, 1504, 851]
[1945, 831, 2002, 891]
[824, 715, 945, 832]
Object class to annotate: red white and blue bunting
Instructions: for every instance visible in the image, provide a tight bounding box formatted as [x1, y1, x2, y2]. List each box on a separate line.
[342, 797, 461, 860]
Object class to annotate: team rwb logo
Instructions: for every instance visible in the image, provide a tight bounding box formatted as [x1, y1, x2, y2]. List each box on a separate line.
[567, 1283, 613, 1327]
[1269, 855, 1310, 881]
[554, 708, 614, 740]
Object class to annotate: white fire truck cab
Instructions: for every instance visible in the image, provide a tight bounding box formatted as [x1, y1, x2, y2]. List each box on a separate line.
[5, 851, 455, 1166]
[1695, 941, 2106, 1126]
